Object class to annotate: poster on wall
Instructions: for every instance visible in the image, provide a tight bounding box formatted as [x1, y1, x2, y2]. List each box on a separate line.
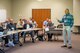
[0, 9, 6, 22]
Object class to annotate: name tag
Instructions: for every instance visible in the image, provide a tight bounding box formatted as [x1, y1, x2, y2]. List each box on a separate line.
[64, 20, 67, 22]
[0, 32, 3, 36]
[27, 24, 30, 29]
[12, 27, 14, 30]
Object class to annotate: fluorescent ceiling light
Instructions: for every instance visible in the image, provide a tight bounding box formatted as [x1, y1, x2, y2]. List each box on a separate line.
[37, 0, 43, 1]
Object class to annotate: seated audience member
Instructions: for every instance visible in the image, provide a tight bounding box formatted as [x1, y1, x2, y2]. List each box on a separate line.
[7, 19, 19, 45]
[38, 30, 44, 41]
[0, 23, 4, 45]
[7, 19, 16, 31]
[0, 23, 4, 32]
[43, 18, 49, 40]
[29, 18, 42, 41]
[17, 19, 24, 39]
[30, 18, 38, 35]
[23, 20, 34, 43]
[17, 19, 24, 30]
[22, 18, 27, 24]
[43, 18, 49, 28]
[45, 19, 54, 41]
[29, 18, 33, 23]
[2, 18, 10, 29]
[47, 19, 54, 41]
[29, 18, 38, 28]
[32, 19, 38, 28]
[1, 18, 10, 45]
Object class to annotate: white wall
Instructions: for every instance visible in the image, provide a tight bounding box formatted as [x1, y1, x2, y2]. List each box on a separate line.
[73, 0, 80, 32]
[12, 0, 73, 25]
[0, 0, 12, 18]
[0, 9, 6, 22]
[73, 0, 80, 25]
[1, 0, 80, 32]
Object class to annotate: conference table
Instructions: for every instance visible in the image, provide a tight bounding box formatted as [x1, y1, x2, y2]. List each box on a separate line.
[45, 28, 63, 41]
[0, 28, 43, 50]
[0, 28, 43, 38]
[0, 28, 63, 52]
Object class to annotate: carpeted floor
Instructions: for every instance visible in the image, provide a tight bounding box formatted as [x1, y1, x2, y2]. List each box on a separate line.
[6, 34, 80, 53]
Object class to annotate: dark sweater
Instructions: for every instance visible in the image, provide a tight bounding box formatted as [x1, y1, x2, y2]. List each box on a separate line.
[0, 26, 4, 32]
[7, 23, 16, 31]
[23, 24, 33, 29]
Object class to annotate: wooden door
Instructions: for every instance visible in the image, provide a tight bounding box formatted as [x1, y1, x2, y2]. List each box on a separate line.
[32, 9, 51, 28]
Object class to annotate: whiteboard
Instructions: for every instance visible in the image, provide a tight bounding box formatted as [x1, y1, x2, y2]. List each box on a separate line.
[0, 9, 6, 22]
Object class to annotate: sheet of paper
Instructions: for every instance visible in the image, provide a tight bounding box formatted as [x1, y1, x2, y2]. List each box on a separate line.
[0, 9, 6, 22]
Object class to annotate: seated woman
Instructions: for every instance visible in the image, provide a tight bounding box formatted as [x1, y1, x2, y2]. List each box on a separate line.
[23, 20, 34, 43]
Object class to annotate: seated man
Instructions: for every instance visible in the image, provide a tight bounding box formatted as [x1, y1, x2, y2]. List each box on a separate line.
[30, 18, 38, 28]
[23, 20, 34, 43]
[43, 18, 49, 28]
[0, 23, 4, 46]
[1, 18, 10, 45]
[29, 18, 38, 37]
[44, 19, 54, 41]
[17, 19, 24, 38]
[7, 19, 19, 45]
[17, 19, 24, 30]
[37, 30, 44, 41]
[47, 19, 54, 41]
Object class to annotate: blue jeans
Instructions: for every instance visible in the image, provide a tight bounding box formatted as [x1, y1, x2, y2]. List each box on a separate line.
[0, 32, 3, 42]
[63, 26, 72, 46]
[9, 33, 19, 44]
[23, 31, 34, 43]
